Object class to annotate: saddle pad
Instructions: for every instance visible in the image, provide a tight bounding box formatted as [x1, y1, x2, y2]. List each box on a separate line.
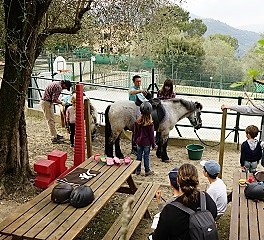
[61, 167, 100, 185]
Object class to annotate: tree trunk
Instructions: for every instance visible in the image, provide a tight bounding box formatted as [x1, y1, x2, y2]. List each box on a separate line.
[0, 0, 92, 195]
[0, 0, 49, 195]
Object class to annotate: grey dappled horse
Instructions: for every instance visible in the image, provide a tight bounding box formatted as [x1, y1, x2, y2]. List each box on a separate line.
[105, 98, 202, 161]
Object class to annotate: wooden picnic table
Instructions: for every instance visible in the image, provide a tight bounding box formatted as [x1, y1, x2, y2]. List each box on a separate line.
[0, 158, 141, 240]
[229, 170, 264, 240]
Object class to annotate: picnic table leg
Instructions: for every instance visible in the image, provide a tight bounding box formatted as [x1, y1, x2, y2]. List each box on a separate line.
[117, 175, 138, 194]
[126, 175, 138, 194]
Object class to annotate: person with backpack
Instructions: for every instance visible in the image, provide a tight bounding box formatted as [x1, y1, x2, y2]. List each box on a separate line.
[151, 163, 218, 240]
[200, 160, 227, 219]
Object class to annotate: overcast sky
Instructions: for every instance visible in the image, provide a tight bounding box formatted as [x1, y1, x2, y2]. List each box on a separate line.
[181, 0, 264, 29]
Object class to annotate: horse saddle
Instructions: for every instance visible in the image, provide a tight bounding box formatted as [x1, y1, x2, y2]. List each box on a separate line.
[149, 98, 165, 130]
[135, 94, 165, 130]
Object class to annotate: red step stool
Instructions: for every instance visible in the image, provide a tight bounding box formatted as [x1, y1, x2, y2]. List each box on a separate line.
[35, 173, 55, 189]
[47, 150, 67, 177]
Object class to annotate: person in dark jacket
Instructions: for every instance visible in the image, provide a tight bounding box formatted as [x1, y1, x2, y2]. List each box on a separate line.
[133, 102, 155, 176]
[152, 163, 217, 240]
[240, 125, 262, 173]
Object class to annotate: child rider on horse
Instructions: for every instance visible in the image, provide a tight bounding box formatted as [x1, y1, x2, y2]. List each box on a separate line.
[133, 101, 156, 176]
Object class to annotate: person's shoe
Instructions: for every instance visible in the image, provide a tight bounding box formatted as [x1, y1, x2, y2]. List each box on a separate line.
[135, 170, 141, 175]
[106, 157, 114, 166]
[162, 160, 171, 163]
[124, 156, 131, 164]
[70, 144, 74, 147]
[145, 170, 154, 176]
[52, 138, 63, 144]
[57, 134, 64, 139]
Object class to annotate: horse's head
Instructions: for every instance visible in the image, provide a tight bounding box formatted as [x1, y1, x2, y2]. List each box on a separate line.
[187, 101, 202, 130]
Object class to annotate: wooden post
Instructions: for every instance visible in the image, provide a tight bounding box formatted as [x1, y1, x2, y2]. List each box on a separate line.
[84, 98, 92, 158]
[219, 109, 227, 179]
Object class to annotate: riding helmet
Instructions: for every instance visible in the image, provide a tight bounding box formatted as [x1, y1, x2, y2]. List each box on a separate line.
[70, 185, 95, 208]
[244, 182, 264, 201]
[140, 101, 152, 114]
[51, 183, 74, 204]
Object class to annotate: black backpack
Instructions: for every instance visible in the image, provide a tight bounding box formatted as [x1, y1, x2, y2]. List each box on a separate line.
[170, 192, 219, 240]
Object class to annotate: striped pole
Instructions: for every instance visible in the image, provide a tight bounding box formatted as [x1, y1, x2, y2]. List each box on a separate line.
[74, 83, 85, 166]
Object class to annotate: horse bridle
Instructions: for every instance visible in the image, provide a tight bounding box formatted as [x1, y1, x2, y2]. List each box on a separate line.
[187, 109, 202, 129]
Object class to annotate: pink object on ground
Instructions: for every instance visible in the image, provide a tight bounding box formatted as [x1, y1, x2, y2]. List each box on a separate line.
[106, 157, 114, 166]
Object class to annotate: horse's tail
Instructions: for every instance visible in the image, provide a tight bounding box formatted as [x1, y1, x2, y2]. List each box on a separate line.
[105, 105, 112, 155]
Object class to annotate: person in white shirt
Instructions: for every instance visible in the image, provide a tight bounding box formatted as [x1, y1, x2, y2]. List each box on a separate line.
[200, 159, 227, 219]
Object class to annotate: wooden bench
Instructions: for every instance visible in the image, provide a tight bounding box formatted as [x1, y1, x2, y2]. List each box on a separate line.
[102, 182, 160, 240]
[0, 159, 141, 240]
[229, 170, 264, 240]
[0, 235, 12, 240]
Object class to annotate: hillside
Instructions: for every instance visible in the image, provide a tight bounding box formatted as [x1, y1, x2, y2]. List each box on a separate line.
[202, 18, 261, 56]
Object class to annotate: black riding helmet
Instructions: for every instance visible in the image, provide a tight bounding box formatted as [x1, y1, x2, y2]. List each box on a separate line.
[51, 183, 74, 204]
[70, 185, 95, 208]
[140, 101, 152, 114]
[244, 182, 264, 201]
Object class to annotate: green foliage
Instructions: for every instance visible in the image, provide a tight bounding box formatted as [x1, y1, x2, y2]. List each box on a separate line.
[208, 34, 239, 50]
[136, 4, 206, 78]
[230, 40, 264, 89]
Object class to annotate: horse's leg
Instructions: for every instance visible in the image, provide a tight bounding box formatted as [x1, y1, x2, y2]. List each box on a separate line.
[115, 134, 124, 159]
[105, 105, 114, 157]
[156, 132, 162, 158]
[131, 131, 137, 154]
[158, 134, 169, 161]
[161, 138, 170, 161]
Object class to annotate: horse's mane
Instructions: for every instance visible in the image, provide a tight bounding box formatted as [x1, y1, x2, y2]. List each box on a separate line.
[168, 98, 200, 111]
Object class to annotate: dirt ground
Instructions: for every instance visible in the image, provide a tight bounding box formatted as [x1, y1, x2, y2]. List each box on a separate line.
[0, 115, 253, 240]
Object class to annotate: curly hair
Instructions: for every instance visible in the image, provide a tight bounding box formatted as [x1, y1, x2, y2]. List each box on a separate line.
[177, 163, 199, 207]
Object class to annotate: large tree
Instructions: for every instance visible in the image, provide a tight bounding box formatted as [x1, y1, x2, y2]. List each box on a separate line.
[0, 0, 93, 195]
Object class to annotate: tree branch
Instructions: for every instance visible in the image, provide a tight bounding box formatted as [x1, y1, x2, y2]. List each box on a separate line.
[42, 0, 93, 36]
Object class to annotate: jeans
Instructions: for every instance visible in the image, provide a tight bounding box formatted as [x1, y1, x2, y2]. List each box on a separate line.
[244, 161, 258, 173]
[136, 145, 151, 173]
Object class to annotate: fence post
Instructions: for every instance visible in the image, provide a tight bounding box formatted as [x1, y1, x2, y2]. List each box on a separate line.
[151, 69, 155, 98]
[219, 108, 227, 179]
[79, 62, 82, 82]
[234, 96, 242, 143]
[28, 77, 33, 108]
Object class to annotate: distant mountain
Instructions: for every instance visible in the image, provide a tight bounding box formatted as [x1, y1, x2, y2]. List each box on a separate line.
[202, 18, 261, 56]
[237, 24, 264, 34]
[189, 14, 261, 56]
